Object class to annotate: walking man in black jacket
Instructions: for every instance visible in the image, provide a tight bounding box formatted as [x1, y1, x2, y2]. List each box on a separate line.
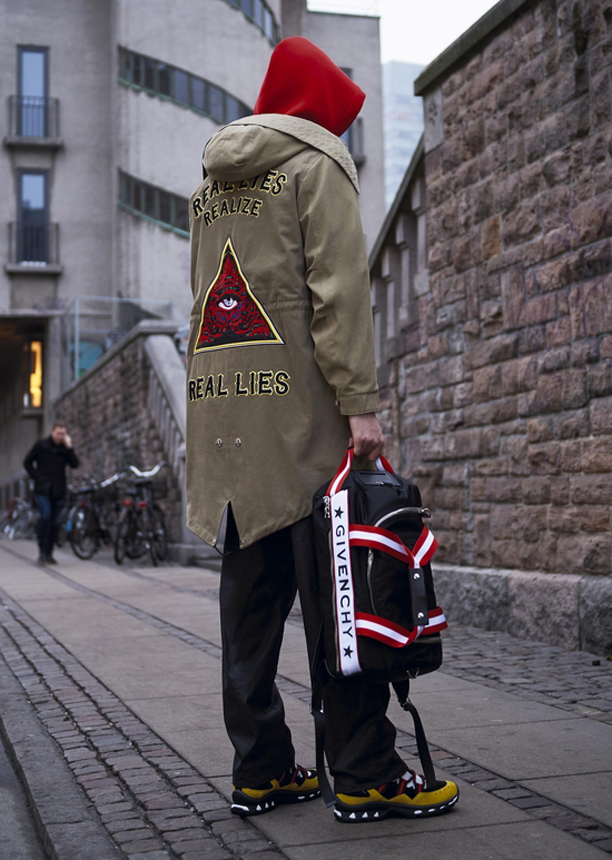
[24, 423, 79, 564]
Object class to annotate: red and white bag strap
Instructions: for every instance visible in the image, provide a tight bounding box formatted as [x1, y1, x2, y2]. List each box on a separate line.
[327, 448, 395, 497]
[355, 607, 448, 649]
[349, 523, 439, 569]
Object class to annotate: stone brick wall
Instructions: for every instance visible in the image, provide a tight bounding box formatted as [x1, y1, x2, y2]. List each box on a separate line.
[53, 330, 183, 544]
[375, 0, 611, 577]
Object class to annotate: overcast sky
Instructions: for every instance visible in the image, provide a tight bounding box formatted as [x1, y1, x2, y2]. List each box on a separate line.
[307, 0, 501, 66]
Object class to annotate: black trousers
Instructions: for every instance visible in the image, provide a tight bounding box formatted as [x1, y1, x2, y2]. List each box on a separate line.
[35, 494, 64, 557]
[220, 516, 406, 793]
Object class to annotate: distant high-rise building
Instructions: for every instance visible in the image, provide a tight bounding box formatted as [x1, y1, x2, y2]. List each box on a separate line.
[383, 61, 424, 210]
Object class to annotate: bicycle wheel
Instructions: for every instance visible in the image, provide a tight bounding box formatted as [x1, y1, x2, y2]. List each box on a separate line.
[114, 512, 129, 564]
[0, 509, 12, 539]
[151, 506, 168, 563]
[70, 506, 98, 559]
[55, 506, 71, 548]
[9, 506, 36, 540]
[140, 508, 159, 567]
[115, 508, 143, 563]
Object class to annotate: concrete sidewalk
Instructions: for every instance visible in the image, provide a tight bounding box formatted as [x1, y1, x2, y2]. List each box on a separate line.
[0, 539, 611, 860]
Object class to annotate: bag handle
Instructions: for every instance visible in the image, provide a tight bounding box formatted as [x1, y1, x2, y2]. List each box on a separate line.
[326, 447, 395, 497]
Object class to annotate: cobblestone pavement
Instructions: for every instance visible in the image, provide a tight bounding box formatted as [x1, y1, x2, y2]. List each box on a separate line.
[425, 626, 612, 853]
[0, 588, 280, 860]
[1, 543, 611, 859]
[440, 625, 612, 723]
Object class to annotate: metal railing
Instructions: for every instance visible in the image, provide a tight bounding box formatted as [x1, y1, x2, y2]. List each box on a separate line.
[7, 221, 60, 265]
[7, 95, 60, 139]
[59, 296, 180, 389]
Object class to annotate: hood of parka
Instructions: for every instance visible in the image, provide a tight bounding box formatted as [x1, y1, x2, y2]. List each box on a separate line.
[203, 37, 364, 191]
[203, 121, 307, 182]
[203, 114, 360, 193]
[254, 36, 365, 137]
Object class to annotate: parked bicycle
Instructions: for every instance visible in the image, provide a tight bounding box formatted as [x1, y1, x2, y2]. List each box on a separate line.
[55, 485, 77, 548]
[0, 496, 37, 541]
[67, 472, 124, 560]
[114, 462, 168, 566]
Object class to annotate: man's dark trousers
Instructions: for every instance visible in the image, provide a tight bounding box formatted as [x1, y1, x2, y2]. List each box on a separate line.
[220, 516, 406, 792]
[35, 495, 64, 558]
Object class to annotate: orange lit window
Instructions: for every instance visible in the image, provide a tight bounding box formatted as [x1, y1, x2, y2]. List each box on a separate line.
[23, 340, 43, 408]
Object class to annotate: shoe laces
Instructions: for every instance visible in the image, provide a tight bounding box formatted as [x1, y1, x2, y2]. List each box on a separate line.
[279, 764, 311, 787]
[378, 768, 424, 799]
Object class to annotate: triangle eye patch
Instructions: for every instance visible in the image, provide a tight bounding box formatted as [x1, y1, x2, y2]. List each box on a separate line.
[194, 238, 284, 353]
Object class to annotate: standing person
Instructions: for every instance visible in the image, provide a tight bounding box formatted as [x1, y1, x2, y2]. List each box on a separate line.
[186, 37, 458, 821]
[23, 422, 79, 565]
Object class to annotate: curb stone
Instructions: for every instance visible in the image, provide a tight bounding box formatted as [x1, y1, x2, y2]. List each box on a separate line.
[0, 648, 120, 860]
[0, 589, 288, 860]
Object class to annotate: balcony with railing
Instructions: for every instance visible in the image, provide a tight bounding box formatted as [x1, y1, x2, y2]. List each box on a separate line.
[5, 222, 62, 274]
[5, 96, 62, 148]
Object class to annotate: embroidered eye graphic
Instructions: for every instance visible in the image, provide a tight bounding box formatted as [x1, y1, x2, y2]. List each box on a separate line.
[218, 294, 238, 311]
[194, 238, 284, 351]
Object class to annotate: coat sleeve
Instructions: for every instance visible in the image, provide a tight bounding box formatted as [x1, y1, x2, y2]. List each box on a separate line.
[64, 447, 79, 469]
[297, 153, 379, 416]
[23, 442, 40, 479]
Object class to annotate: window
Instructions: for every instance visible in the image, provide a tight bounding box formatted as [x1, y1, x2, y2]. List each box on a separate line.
[117, 47, 251, 125]
[23, 340, 43, 409]
[253, 0, 264, 26]
[263, 8, 274, 40]
[174, 69, 189, 106]
[18, 46, 48, 136]
[341, 118, 365, 166]
[132, 53, 143, 86]
[144, 56, 156, 91]
[159, 191, 172, 225]
[222, 0, 278, 43]
[158, 63, 172, 97]
[144, 185, 156, 218]
[208, 85, 224, 122]
[118, 170, 189, 237]
[18, 171, 48, 262]
[225, 95, 243, 123]
[191, 77, 206, 113]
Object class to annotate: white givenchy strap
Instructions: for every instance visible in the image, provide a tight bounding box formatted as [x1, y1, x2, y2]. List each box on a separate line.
[329, 490, 361, 676]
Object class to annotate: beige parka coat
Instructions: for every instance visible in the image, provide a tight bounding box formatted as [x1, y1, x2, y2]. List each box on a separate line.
[186, 114, 379, 549]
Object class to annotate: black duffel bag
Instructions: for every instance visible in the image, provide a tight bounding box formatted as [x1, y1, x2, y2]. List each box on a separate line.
[312, 448, 446, 684]
[311, 449, 447, 807]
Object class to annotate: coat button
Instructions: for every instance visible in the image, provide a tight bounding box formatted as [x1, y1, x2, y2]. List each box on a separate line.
[235, 438, 242, 447]
[216, 438, 223, 447]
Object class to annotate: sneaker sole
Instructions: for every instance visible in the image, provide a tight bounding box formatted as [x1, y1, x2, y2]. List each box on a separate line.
[231, 787, 321, 816]
[334, 791, 459, 823]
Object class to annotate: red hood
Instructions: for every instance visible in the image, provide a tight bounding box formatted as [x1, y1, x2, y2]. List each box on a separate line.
[254, 37, 365, 137]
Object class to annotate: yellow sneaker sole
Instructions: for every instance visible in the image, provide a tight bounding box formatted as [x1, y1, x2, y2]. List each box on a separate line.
[334, 781, 459, 822]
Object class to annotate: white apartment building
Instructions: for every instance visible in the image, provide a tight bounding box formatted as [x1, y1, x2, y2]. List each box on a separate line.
[0, 0, 384, 489]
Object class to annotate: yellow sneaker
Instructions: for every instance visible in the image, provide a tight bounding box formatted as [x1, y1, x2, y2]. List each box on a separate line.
[231, 765, 320, 816]
[334, 769, 459, 822]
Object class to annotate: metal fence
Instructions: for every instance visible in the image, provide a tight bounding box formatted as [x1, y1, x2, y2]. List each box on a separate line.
[60, 296, 183, 392]
[8, 221, 60, 265]
[8, 95, 60, 139]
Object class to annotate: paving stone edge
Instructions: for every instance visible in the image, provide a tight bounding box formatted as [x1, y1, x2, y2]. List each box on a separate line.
[0, 647, 120, 860]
